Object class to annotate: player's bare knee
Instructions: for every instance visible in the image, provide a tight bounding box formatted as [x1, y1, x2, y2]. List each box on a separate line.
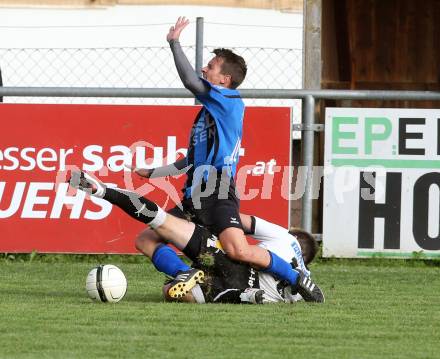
[219, 227, 250, 261]
[135, 228, 160, 257]
[134, 236, 146, 253]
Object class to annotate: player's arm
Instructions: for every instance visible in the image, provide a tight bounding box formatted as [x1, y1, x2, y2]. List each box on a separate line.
[167, 17, 210, 95]
[126, 157, 189, 179]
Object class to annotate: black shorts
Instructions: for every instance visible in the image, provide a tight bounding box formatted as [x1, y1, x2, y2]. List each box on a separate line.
[182, 224, 259, 303]
[167, 196, 242, 235]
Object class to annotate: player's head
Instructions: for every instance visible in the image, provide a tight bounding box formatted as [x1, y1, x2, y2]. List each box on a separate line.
[289, 228, 318, 265]
[202, 48, 247, 89]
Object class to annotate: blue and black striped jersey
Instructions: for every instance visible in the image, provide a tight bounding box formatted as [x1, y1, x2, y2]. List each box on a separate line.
[184, 78, 245, 199]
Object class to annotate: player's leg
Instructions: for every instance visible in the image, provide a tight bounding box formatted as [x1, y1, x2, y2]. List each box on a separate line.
[209, 287, 265, 304]
[213, 207, 274, 271]
[241, 214, 317, 268]
[135, 227, 191, 279]
[69, 170, 193, 249]
[241, 213, 324, 303]
[219, 227, 300, 286]
[215, 202, 322, 301]
[135, 227, 161, 257]
[218, 227, 270, 267]
[240, 213, 310, 275]
[148, 214, 206, 298]
[68, 170, 204, 296]
[213, 202, 297, 279]
[162, 282, 205, 303]
[135, 204, 198, 277]
[176, 224, 266, 304]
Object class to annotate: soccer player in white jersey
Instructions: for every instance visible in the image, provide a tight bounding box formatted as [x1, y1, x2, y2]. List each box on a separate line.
[162, 217, 322, 304]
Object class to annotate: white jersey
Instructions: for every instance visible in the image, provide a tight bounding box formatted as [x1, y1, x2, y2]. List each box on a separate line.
[252, 217, 310, 303]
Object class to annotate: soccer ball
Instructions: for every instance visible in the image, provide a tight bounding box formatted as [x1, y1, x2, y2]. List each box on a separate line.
[85, 264, 127, 303]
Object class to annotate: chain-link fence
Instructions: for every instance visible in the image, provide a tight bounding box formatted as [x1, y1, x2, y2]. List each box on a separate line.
[0, 46, 193, 105]
[0, 44, 302, 121]
[0, 12, 304, 126]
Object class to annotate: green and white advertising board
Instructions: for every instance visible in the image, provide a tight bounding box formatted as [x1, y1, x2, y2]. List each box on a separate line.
[323, 108, 440, 259]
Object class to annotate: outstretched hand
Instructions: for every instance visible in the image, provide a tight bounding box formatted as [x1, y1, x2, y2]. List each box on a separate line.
[124, 164, 153, 179]
[167, 16, 190, 42]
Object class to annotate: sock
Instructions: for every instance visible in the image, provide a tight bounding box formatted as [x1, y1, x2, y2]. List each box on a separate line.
[151, 244, 190, 277]
[261, 250, 299, 286]
[103, 187, 166, 228]
[190, 284, 206, 304]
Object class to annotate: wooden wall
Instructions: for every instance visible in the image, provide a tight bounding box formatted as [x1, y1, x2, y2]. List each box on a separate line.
[314, 0, 440, 232]
[322, 0, 440, 93]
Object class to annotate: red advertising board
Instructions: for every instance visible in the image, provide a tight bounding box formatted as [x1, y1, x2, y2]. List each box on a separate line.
[0, 104, 291, 253]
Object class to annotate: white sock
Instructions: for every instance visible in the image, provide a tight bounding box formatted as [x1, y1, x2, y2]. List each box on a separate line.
[148, 207, 167, 229]
[83, 172, 106, 198]
[190, 284, 206, 304]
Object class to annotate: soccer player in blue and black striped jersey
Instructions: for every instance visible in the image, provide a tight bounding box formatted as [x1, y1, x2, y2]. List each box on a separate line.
[130, 17, 310, 299]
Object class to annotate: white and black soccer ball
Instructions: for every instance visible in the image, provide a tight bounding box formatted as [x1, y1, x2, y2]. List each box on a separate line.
[86, 264, 127, 303]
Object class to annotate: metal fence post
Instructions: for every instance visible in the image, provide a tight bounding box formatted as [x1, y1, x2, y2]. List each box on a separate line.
[0, 66, 3, 103]
[301, 95, 316, 233]
[195, 17, 204, 105]
[195, 17, 204, 76]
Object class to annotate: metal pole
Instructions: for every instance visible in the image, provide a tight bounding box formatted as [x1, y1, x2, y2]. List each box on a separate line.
[195, 17, 204, 77]
[0, 66, 3, 103]
[301, 95, 316, 232]
[0, 87, 194, 98]
[195, 17, 204, 105]
[2, 87, 440, 101]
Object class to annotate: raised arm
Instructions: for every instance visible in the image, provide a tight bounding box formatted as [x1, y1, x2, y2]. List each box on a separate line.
[167, 17, 209, 95]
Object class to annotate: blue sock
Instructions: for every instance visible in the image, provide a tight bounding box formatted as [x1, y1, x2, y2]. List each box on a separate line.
[262, 251, 299, 286]
[151, 244, 190, 277]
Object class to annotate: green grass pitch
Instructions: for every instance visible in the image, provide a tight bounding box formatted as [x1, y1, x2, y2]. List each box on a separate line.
[0, 255, 439, 359]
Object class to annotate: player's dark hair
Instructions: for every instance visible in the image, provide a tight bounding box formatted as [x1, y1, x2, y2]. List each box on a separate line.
[288, 227, 319, 265]
[213, 48, 247, 89]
